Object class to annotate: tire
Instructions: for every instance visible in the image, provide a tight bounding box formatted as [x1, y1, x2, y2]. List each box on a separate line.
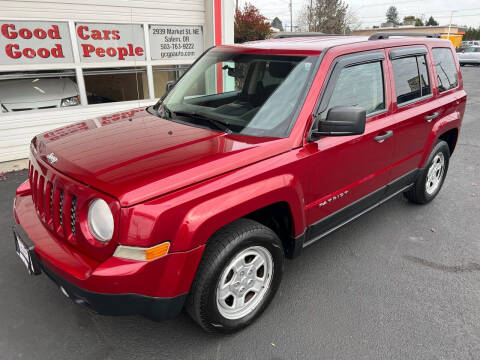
[404, 140, 450, 204]
[185, 218, 284, 333]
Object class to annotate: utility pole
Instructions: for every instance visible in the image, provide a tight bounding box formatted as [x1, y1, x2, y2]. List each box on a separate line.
[290, 0, 293, 32]
[447, 10, 454, 39]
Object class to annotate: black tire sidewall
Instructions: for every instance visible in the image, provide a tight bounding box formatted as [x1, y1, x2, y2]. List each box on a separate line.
[202, 231, 284, 332]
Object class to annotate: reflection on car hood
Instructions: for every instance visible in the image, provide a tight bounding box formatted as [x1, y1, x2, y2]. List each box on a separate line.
[0, 77, 78, 104]
[33, 108, 290, 206]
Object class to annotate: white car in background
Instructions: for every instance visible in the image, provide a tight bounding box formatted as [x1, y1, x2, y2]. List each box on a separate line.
[0, 77, 80, 113]
[461, 40, 480, 47]
[457, 46, 480, 66]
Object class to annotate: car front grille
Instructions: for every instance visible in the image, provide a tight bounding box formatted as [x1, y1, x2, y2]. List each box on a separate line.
[29, 163, 77, 239]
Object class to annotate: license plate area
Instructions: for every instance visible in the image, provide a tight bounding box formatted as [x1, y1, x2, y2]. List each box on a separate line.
[14, 228, 41, 275]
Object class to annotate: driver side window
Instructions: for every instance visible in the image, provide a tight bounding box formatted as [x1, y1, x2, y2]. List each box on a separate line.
[321, 61, 385, 120]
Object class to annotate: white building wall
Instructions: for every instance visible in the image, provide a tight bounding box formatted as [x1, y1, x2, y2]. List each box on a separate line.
[0, 0, 206, 24]
[0, 0, 234, 165]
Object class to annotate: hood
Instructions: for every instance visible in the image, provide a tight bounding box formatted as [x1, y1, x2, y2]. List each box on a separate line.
[33, 108, 291, 206]
[0, 77, 78, 105]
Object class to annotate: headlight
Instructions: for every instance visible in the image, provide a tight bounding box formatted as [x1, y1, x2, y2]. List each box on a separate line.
[61, 96, 80, 107]
[87, 198, 114, 242]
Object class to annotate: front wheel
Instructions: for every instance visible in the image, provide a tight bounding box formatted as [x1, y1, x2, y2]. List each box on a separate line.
[186, 218, 284, 333]
[404, 140, 450, 204]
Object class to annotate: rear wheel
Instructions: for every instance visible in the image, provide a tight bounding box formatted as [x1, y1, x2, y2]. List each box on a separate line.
[186, 218, 284, 333]
[404, 140, 450, 204]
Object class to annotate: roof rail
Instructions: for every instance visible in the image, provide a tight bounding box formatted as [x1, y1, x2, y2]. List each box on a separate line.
[368, 32, 441, 40]
[274, 33, 345, 39]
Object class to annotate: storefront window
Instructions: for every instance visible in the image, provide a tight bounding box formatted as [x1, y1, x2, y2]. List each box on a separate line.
[153, 65, 188, 98]
[83, 67, 148, 104]
[0, 70, 78, 112]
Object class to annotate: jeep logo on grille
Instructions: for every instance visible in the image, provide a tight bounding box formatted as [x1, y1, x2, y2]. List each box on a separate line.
[46, 152, 58, 164]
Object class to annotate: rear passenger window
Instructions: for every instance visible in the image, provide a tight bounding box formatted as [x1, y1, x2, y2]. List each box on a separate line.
[432, 48, 458, 92]
[321, 61, 385, 119]
[392, 55, 431, 105]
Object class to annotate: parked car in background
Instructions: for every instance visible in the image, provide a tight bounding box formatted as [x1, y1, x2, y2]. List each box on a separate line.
[0, 77, 79, 112]
[457, 46, 480, 66]
[461, 40, 480, 47]
[13, 33, 466, 333]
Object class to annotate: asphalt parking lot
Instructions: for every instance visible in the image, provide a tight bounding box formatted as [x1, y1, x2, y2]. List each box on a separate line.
[1, 66, 480, 360]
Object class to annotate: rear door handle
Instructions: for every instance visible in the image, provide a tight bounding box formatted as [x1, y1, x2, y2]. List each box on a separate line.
[425, 112, 439, 122]
[374, 130, 393, 143]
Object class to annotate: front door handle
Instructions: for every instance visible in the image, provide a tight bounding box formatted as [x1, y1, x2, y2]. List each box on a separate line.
[374, 130, 393, 143]
[425, 112, 439, 122]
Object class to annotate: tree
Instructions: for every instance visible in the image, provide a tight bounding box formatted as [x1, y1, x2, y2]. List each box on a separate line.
[386, 6, 400, 25]
[300, 0, 349, 34]
[271, 17, 284, 31]
[425, 16, 439, 26]
[271, 17, 283, 32]
[403, 15, 423, 26]
[464, 27, 480, 40]
[234, 3, 272, 43]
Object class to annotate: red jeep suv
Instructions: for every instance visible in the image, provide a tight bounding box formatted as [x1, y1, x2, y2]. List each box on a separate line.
[13, 34, 466, 333]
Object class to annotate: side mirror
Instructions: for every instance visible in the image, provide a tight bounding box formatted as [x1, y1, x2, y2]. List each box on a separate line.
[165, 80, 176, 94]
[312, 106, 366, 137]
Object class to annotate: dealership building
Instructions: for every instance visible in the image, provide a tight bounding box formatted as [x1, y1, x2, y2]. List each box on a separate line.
[0, 0, 234, 170]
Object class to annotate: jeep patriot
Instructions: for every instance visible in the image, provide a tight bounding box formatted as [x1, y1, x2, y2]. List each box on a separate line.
[13, 34, 466, 333]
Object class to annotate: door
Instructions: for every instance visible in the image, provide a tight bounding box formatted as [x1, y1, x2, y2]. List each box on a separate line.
[386, 46, 438, 181]
[302, 51, 397, 244]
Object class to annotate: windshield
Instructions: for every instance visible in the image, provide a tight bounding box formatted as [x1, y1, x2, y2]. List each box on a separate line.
[155, 49, 317, 137]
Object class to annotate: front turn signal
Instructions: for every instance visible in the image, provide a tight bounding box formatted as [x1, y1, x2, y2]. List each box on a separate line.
[113, 242, 170, 262]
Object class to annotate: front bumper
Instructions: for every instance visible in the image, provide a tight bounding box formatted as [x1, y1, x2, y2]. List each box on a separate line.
[13, 188, 205, 320]
[14, 224, 186, 320]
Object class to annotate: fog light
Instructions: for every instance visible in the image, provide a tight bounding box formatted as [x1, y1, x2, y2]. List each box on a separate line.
[113, 242, 170, 261]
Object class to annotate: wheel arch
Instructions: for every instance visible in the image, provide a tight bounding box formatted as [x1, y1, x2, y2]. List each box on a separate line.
[438, 128, 458, 155]
[420, 120, 460, 168]
[174, 174, 306, 258]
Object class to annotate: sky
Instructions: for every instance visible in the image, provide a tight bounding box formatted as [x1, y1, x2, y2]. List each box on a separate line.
[240, 0, 480, 30]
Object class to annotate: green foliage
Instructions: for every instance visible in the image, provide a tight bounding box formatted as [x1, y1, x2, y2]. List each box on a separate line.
[415, 18, 424, 26]
[386, 6, 400, 25]
[425, 16, 438, 26]
[271, 17, 284, 32]
[464, 27, 480, 40]
[234, 3, 272, 43]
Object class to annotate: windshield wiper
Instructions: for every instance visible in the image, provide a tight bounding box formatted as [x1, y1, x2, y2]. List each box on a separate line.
[173, 111, 232, 134]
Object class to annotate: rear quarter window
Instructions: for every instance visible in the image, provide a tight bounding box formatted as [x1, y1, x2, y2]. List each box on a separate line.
[392, 55, 431, 105]
[432, 48, 458, 93]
